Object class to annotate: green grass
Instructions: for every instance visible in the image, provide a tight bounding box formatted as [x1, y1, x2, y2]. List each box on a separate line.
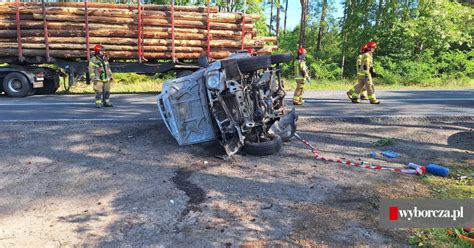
[57, 73, 164, 94]
[57, 73, 474, 94]
[409, 166, 474, 247]
[284, 78, 474, 90]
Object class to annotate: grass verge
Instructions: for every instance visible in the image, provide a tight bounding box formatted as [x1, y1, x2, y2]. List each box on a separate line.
[57, 73, 474, 94]
[409, 166, 474, 247]
[57, 73, 165, 94]
[285, 78, 474, 90]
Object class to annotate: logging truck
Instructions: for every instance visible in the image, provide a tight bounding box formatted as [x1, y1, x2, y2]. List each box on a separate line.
[0, 1, 276, 97]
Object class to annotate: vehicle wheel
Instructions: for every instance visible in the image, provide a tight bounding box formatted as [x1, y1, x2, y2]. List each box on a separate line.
[243, 134, 282, 156]
[176, 70, 194, 78]
[2, 72, 31, 97]
[236, 55, 272, 73]
[271, 53, 292, 64]
[35, 73, 60, 95]
[221, 59, 241, 80]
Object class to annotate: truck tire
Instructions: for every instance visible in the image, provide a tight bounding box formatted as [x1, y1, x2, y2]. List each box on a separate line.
[243, 134, 282, 156]
[271, 53, 292, 64]
[2, 72, 32, 97]
[35, 72, 60, 95]
[236, 55, 272, 73]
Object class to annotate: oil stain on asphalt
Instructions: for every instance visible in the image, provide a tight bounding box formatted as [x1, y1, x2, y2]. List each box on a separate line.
[171, 169, 206, 219]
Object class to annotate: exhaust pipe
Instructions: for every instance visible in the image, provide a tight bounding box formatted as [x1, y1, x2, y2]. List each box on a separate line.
[270, 107, 298, 141]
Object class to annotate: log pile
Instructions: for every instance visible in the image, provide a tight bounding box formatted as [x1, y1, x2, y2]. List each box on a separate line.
[0, 2, 277, 60]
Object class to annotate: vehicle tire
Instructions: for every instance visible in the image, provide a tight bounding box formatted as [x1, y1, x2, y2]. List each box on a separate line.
[270, 53, 292, 64]
[243, 134, 283, 156]
[2, 72, 31, 97]
[35, 72, 60, 95]
[221, 59, 241, 80]
[176, 70, 194, 78]
[236, 55, 272, 73]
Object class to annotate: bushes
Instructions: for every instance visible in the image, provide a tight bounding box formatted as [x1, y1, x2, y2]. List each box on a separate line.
[372, 50, 473, 85]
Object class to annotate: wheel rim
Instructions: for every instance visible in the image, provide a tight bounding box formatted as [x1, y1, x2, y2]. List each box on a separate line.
[7, 78, 23, 93]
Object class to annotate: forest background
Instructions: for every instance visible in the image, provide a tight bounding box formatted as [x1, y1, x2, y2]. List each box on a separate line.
[153, 0, 474, 87]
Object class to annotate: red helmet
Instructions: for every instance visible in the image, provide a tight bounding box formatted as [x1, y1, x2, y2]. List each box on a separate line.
[297, 47, 307, 55]
[366, 41, 377, 49]
[94, 44, 104, 54]
[360, 44, 369, 53]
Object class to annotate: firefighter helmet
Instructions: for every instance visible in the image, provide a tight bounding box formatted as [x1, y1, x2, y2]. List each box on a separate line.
[94, 44, 104, 54]
[366, 41, 377, 49]
[297, 47, 307, 55]
[360, 44, 369, 53]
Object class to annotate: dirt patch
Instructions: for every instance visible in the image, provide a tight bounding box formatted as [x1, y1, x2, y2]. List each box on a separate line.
[0, 119, 471, 246]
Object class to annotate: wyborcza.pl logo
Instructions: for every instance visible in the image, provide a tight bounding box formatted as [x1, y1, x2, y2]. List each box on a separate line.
[389, 206, 463, 221]
[379, 199, 474, 228]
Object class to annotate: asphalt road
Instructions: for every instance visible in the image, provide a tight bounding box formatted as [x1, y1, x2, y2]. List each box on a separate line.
[0, 89, 472, 122]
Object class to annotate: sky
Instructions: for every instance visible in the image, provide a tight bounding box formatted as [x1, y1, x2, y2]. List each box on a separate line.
[264, 0, 344, 31]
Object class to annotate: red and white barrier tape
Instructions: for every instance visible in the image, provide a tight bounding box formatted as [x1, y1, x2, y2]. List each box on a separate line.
[294, 133, 423, 175]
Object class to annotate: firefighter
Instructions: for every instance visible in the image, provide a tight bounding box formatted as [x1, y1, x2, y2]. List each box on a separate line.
[348, 41, 380, 104]
[293, 47, 310, 105]
[347, 44, 369, 101]
[89, 44, 114, 108]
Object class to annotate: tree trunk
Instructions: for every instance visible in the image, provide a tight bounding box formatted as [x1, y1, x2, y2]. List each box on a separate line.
[299, 0, 308, 48]
[376, 0, 384, 27]
[316, 0, 327, 52]
[276, 0, 281, 40]
[269, 0, 274, 35]
[0, 2, 220, 12]
[340, 0, 353, 78]
[0, 2, 276, 61]
[0, 48, 232, 59]
[283, 0, 288, 32]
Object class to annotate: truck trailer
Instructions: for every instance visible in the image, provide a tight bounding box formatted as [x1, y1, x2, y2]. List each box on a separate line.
[0, 1, 276, 97]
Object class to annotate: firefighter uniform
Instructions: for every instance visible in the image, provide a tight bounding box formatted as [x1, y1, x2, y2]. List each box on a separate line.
[349, 52, 379, 104]
[89, 53, 113, 108]
[347, 53, 368, 100]
[348, 41, 380, 104]
[293, 56, 309, 105]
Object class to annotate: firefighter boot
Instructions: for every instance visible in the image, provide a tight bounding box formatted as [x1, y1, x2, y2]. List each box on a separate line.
[350, 93, 361, 103]
[346, 90, 353, 100]
[368, 95, 380, 104]
[103, 91, 113, 107]
[293, 96, 303, 105]
[360, 90, 369, 100]
[103, 99, 113, 107]
[95, 92, 102, 108]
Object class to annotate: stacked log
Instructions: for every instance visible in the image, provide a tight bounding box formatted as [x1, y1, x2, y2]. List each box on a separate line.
[0, 2, 277, 60]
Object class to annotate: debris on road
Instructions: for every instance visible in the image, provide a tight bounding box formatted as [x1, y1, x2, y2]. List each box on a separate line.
[370, 137, 395, 146]
[426, 163, 450, 177]
[295, 133, 423, 175]
[382, 150, 400, 158]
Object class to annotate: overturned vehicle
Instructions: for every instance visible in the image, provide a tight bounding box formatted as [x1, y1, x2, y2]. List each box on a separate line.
[157, 53, 297, 156]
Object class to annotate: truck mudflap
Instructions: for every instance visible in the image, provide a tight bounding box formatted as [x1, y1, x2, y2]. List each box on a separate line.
[157, 73, 216, 145]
